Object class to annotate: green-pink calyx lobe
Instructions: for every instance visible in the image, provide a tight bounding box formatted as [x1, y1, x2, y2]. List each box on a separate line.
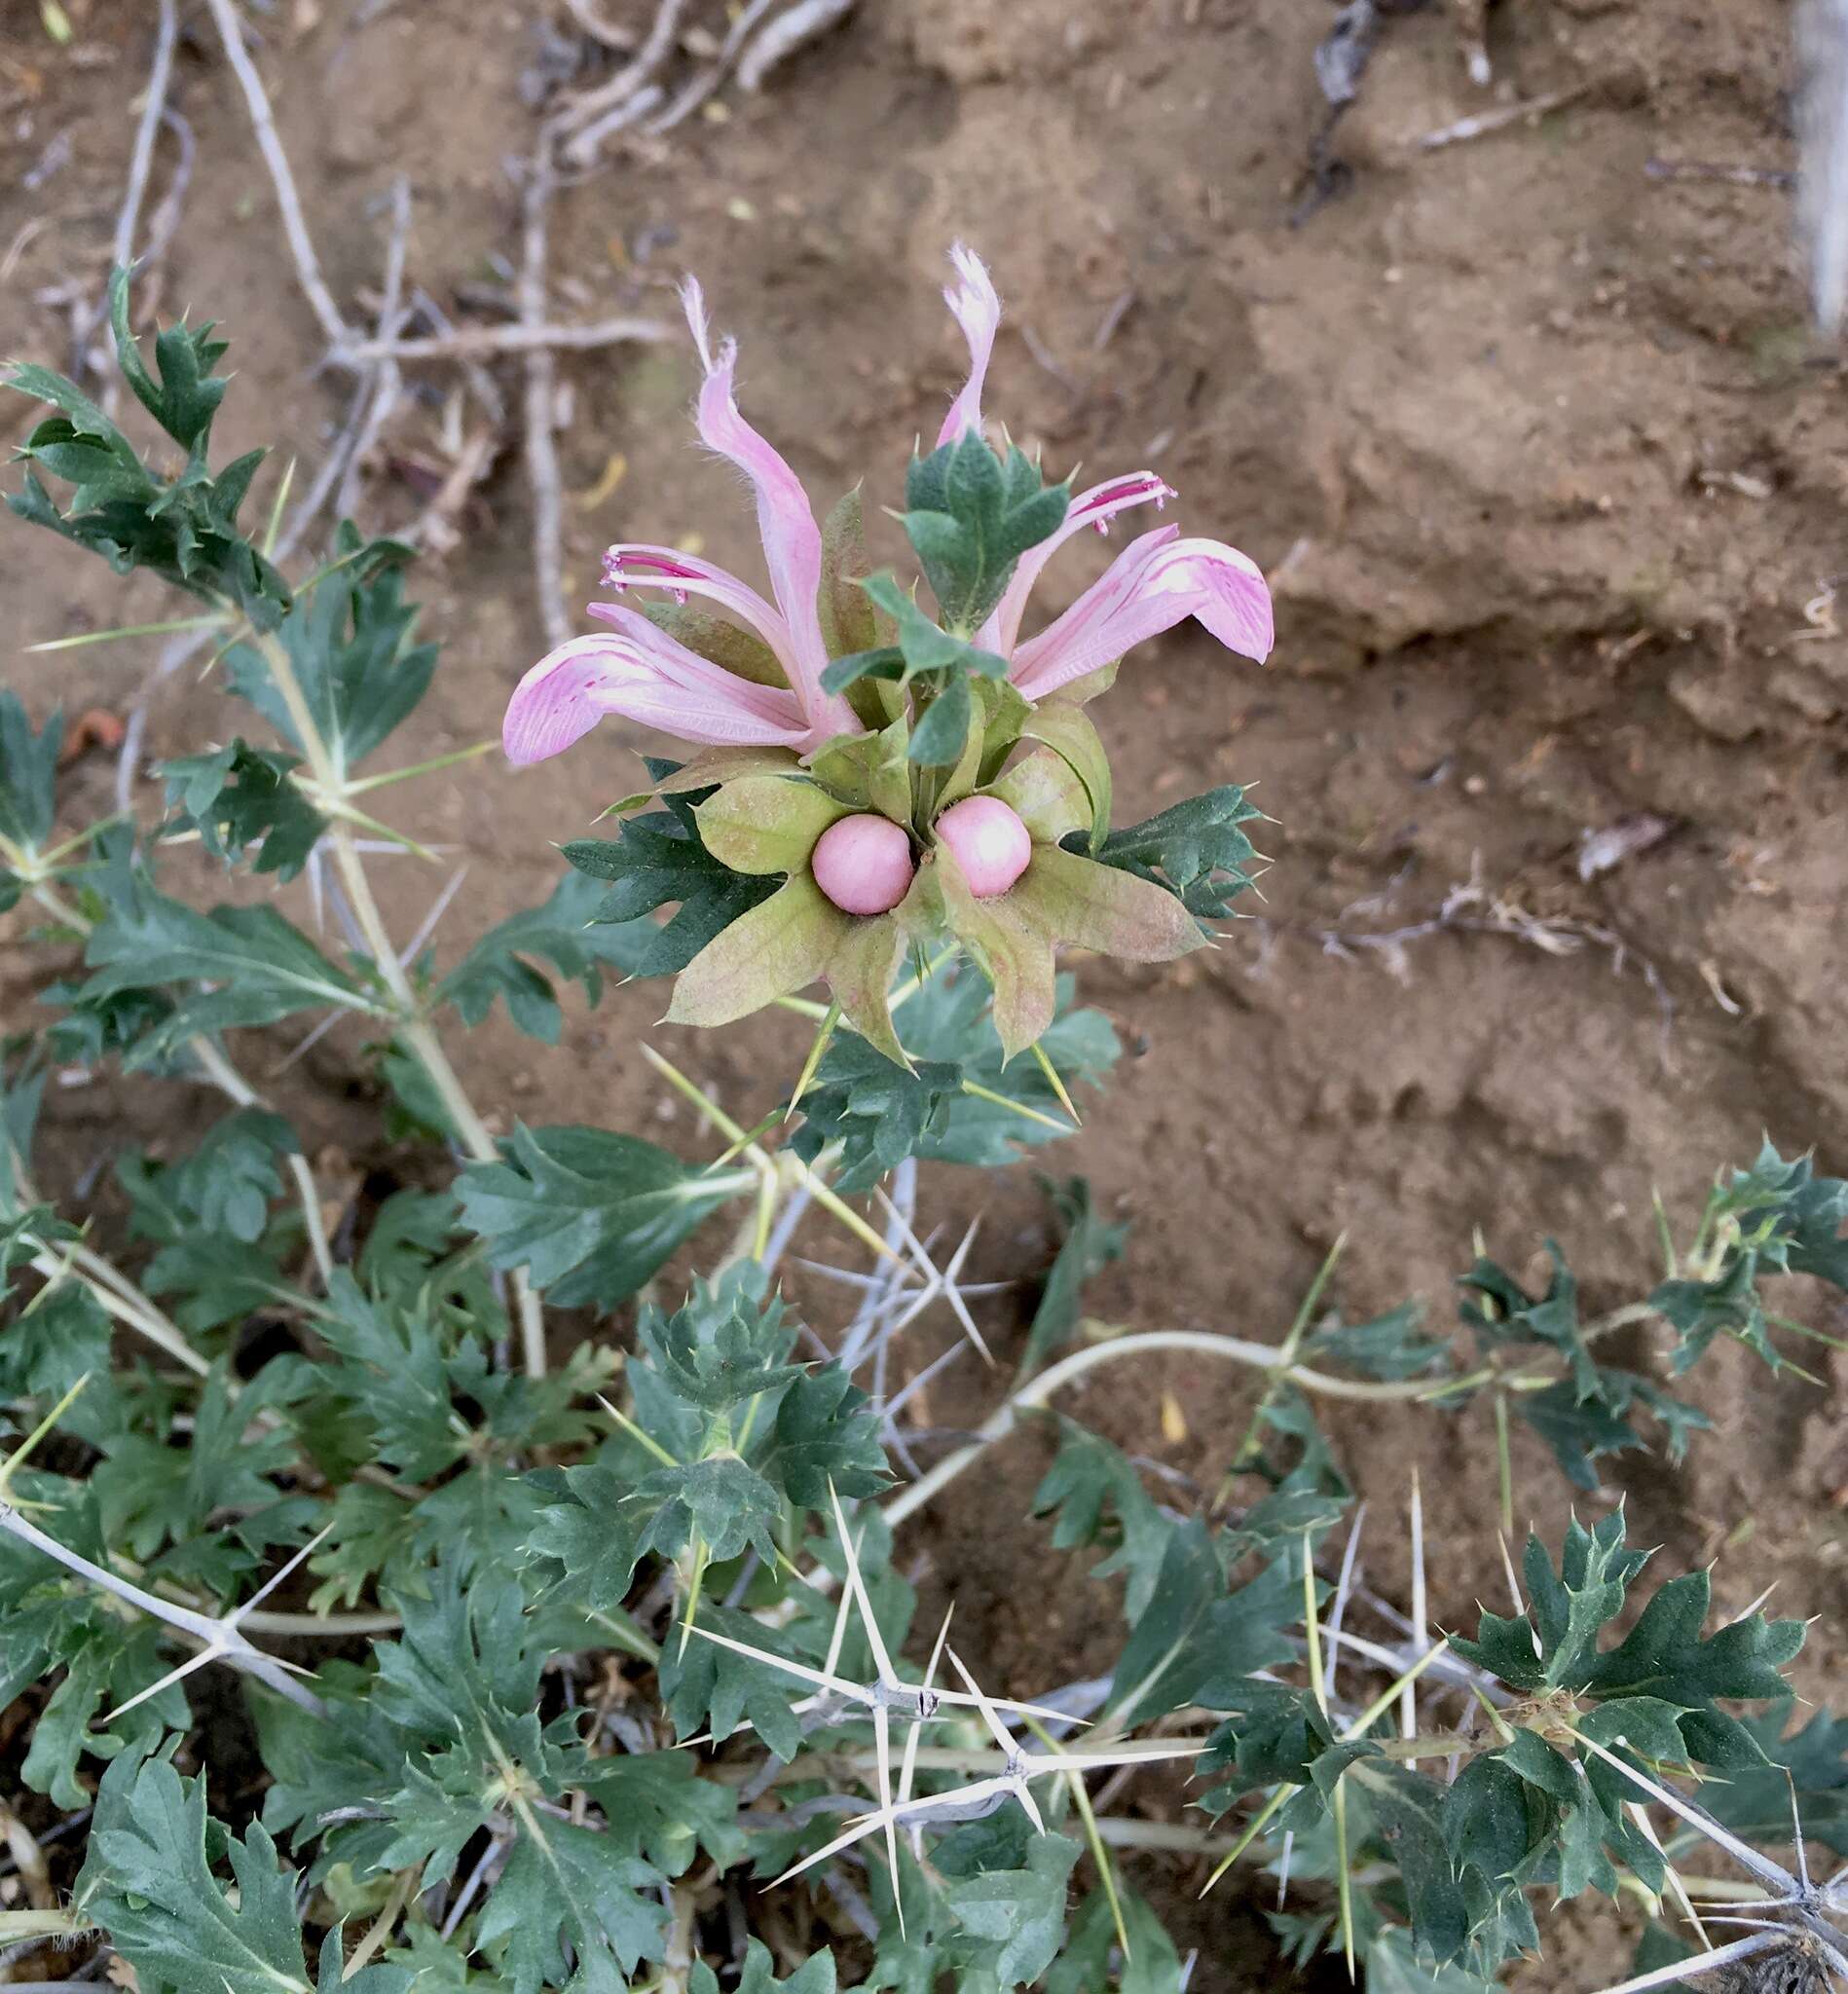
[812, 813, 916, 916]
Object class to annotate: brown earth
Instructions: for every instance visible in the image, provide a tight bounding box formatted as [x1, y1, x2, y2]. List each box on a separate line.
[5, 0, 1848, 1988]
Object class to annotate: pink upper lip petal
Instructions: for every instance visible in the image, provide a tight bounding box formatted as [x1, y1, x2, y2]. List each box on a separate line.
[503, 244, 1275, 772]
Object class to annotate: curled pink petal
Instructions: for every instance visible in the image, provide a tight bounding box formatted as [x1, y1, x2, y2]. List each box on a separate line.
[680, 279, 855, 743]
[1010, 532, 1275, 701]
[600, 545, 793, 657]
[982, 471, 1176, 654]
[503, 620, 810, 766]
[936, 243, 1001, 449]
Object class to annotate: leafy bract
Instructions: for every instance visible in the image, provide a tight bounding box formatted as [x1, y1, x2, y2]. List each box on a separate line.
[1081, 785, 1263, 925]
[563, 761, 779, 978]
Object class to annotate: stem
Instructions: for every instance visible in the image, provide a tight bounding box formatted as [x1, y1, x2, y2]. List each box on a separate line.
[0, 1502, 319, 1713]
[245, 627, 547, 1378]
[884, 1329, 1458, 1531]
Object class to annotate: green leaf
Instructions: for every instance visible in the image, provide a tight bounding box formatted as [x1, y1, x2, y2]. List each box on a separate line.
[904, 431, 1071, 635]
[0, 692, 61, 892]
[1107, 1520, 1300, 1724]
[8, 299, 290, 625]
[1018, 706, 1112, 852]
[474, 1823, 665, 1992]
[692, 1940, 836, 1994]
[1032, 1417, 1172, 1625]
[1347, 1759, 1471, 1964]
[640, 1265, 801, 1413]
[1366, 1928, 1500, 1992]
[76, 1752, 321, 1994]
[634, 1454, 783, 1569]
[159, 740, 327, 881]
[224, 525, 431, 774]
[1081, 785, 1263, 925]
[1045, 1884, 1184, 1994]
[80, 876, 379, 1059]
[857, 571, 1009, 683]
[656, 1601, 809, 1758]
[758, 1364, 890, 1504]
[456, 1125, 748, 1310]
[110, 269, 229, 452]
[907, 667, 975, 769]
[1306, 1302, 1451, 1383]
[436, 868, 659, 1042]
[1022, 1176, 1127, 1374]
[1702, 1707, 1848, 1857]
[942, 1831, 1081, 1989]
[166, 1108, 300, 1243]
[309, 1271, 473, 1482]
[791, 963, 1117, 1192]
[562, 767, 779, 979]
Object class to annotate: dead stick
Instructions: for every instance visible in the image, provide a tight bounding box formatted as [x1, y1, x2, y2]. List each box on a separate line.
[329, 316, 670, 363]
[201, 0, 353, 348]
[558, 0, 687, 164]
[521, 148, 572, 652]
[1416, 82, 1594, 152]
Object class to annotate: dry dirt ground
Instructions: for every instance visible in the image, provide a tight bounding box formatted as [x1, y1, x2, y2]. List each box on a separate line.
[5, 1, 1848, 1988]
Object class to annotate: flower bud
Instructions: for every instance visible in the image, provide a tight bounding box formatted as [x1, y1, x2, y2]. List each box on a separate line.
[812, 813, 916, 915]
[935, 795, 1031, 900]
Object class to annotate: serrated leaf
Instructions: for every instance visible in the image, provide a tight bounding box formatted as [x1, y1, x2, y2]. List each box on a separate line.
[562, 768, 778, 979]
[0, 693, 61, 888]
[656, 1601, 808, 1758]
[1366, 1928, 1500, 1992]
[76, 1752, 319, 1994]
[456, 1125, 747, 1309]
[80, 877, 379, 1059]
[224, 524, 431, 775]
[942, 1831, 1081, 1989]
[1107, 1520, 1300, 1724]
[474, 1823, 665, 1993]
[1081, 785, 1263, 925]
[159, 739, 327, 881]
[758, 1365, 889, 1504]
[1032, 1417, 1171, 1626]
[903, 431, 1071, 635]
[437, 868, 659, 1042]
[1022, 1177, 1127, 1374]
[692, 1940, 836, 1994]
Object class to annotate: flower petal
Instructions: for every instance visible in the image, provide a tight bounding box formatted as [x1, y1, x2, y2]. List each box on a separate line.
[681, 279, 855, 744]
[599, 544, 794, 659]
[936, 243, 1002, 450]
[983, 471, 1175, 654]
[1010, 532, 1274, 700]
[502, 622, 809, 766]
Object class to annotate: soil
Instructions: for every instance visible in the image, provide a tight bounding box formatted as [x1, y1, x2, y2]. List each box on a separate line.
[5, 1, 1848, 1989]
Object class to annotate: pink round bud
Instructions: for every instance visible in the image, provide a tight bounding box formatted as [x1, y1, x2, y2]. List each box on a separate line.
[934, 795, 1032, 900]
[811, 813, 916, 916]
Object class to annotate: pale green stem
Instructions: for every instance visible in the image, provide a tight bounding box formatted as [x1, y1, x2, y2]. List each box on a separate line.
[243, 626, 548, 1379]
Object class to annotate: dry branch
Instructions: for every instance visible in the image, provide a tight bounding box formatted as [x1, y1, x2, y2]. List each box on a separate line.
[329, 315, 670, 363]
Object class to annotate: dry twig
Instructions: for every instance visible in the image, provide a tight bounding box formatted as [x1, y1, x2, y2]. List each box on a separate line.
[329, 315, 670, 363]
[737, 0, 857, 91]
[520, 146, 573, 652]
[200, 0, 354, 348]
[558, 0, 688, 164]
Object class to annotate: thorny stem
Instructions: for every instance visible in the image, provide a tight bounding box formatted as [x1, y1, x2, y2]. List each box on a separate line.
[0, 1501, 321, 1714]
[243, 626, 549, 1378]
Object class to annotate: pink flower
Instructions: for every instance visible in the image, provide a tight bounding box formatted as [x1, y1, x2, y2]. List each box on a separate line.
[503, 280, 859, 766]
[932, 250, 1275, 699]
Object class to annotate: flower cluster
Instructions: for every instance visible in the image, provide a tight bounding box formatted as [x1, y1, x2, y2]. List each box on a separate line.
[504, 246, 1275, 1058]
